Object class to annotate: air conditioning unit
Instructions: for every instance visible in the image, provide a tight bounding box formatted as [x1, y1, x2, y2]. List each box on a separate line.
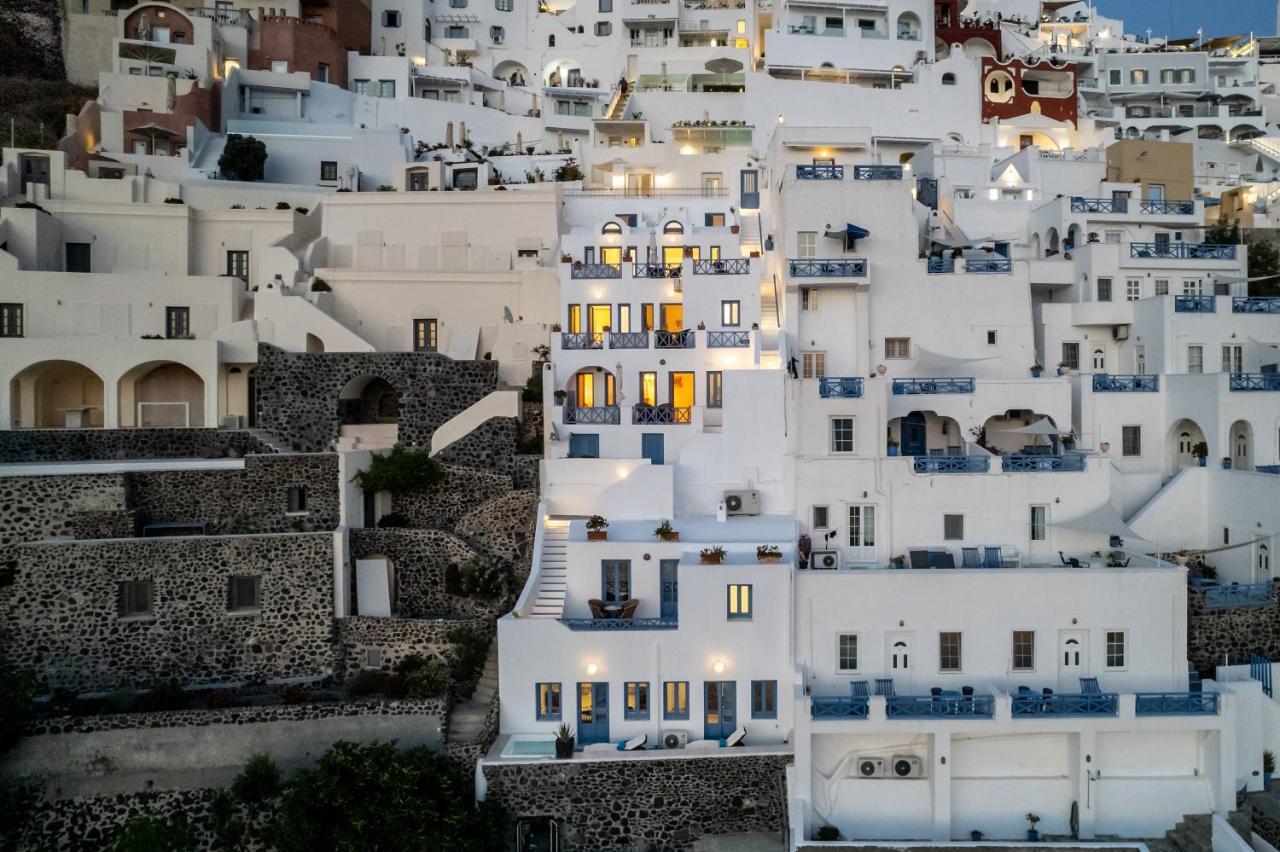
[856, 756, 887, 778]
[724, 489, 761, 516]
[811, 550, 840, 570]
[891, 754, 925, 778]
[1112, 324, 1130, 340]
[663, 730, 689, 749]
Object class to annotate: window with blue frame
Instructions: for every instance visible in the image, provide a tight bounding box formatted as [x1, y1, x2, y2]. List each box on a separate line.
[727, 584, 752, 620]
[751, 680, 777, 718]
[625, 681, 650, 719]
[536, 682, 561, 720]
[601, 559, 631, 604]
[664, 681, 689, 719]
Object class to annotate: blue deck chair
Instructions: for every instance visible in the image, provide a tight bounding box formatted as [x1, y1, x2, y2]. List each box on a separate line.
[850, 680, 869, 698]
[875, 678, 895, 697]
[983, 546, 1005, 569]
[962, 547, 982, 569]
[1079, 677, 1101, 694]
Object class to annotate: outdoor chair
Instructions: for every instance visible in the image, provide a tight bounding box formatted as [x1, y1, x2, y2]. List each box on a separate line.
[1059, 551, 1091, 568]
[850, 680, 870, 698]
[618, 598, 639, 619]
[588, 599, 607, 619]
[1080, 677, 1101, 694]
[875, 678, 895, 697]
[962, 547, 982, 569]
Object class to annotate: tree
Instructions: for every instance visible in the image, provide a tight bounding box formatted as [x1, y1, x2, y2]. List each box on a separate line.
[1247, 237, 1280, 297]
[218, 134, 268, 182]
[352, 446, 444, 494]
[553, 157, 583, 182]
[108, 815, 198, 852]
[232, 754, 282, 805]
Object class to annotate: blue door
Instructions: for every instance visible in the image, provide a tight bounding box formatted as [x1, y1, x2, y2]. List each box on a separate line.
[642, 433, 664, 465]
[704, 681, 736, 741]
[902, 412, 927, 456]
[740, 170, 759, 209]
[577, 682, 609, 745]
[568, 433, 599, 458]
[659, 559, 678, 620]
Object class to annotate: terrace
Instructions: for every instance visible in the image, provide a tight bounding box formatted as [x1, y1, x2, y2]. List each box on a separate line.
[891, 378, 975, 395]
[692, 258, 750, 275]
[1174, 295, 1215, 313]
[789, 258, 868, 278]
[1069, 197, 1195, 215]
[1229, 373, 1280, 392]
[1001, 453, 1086, 472]
[1233, 297, 1280, 313]
[1092, 373, 1158, 392]
[818, 377, 863, 398]
[914, 454, 989, 473]
[1130, 243, 1237, 260]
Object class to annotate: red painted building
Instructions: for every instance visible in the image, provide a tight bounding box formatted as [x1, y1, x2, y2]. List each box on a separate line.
[979, 57, 1078, 128]
[934, 0, 1002, 58]
[248, 0, 371, 85]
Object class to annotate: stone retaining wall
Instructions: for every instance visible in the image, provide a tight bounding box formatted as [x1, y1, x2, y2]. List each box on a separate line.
[350, 527, 498, 619]
[393, 464, 512, 531]
[1187, 582, 1280, 672]
[435, 416, 520, 475]
[0, 472, 130, 562]
[335, 615, 492, 676]
[1253, 801, 1280, 850]
[19, 789, 223, 852]
[456, 488, 538, 569]
[0, 428, 271, 463]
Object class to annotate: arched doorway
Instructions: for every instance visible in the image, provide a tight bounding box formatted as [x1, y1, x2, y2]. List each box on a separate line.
[118, 361, 205, 427]
[888, 411, 963, 456]
[982, 411, 1065, 455]
[1168, 418, 1207, 471]
[9, 360, 106, 428]
[339, 376, 400, 425]
[1230, 420, 1253, 470]
[563, 367, 619, 424]
[306, 334, 325, 353]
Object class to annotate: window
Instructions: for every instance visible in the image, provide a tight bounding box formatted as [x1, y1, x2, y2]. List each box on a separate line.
[449, 0, 467, 6]
[0, 303, 22, 337]
[707, 371, 723, 408]
[536, 682, 562, 719]
[830, 417, 855, 454]
[1122, 425, 1141, 457]
[595, 21, 611, 35]
[727, 584, 752, 620]
[598, 0, 611, 9]
[118, 579, 154, 619]
[379, 80, 395, 98]
[497, 0, 513, 8]
[1182, 278, 1202, 296]
[382, 9, 400, 26]
[1130, 68, 1148, 84]
[837, 633, 859, 671]
[939, 632, 962, 672]
[1155, 279, 1169, 296]
[1104, 230, 1122, 244]
[639, 371, 657, 406]
[624, 681, 649, 719]
[1222, 344, 1243, 374]
[165, 306, 190, 339]
[1012, 630, 1035, 671]
[709, 246, 721, 261]
[704, 213, 725, 227]
[751, 681, 777, 719]
[409, 171, 429, 191]
[227, 250, 249, 281]
[617, 304, 631, 333]
[601, 560, 631, 604]
[1105, 631, 1127, 669]
[66, 242, 91, 273]
[663, 221, 684, 235]
[664, 681, 689, 719]
[1108, 69, 1121, 85]
[287, 486, 307, 513]
[1096, 277, 1112, 302]
[271, 60, 289, 73]
[986, 330, 997, 345]
[721, 300, 740, 327]
[847, 505, 875, 549]
[812, 506, 829, 529]
[353, 79, 370, 95]
[414, 318, 438, 352]
[1187, 345, 1203, 374]
[942, 73, 956, 85]
[1061, 342, 1079, 371]
[1029, 505, 1047, 541]
[1126, 279, 1141, 301]
[802, 351, 826, 378]
[801, 288, 819, 311]
[885, 337, 910, 359]
[943, 514, 964, 541]
[797, 231, 817, 258]
[228, 575, 260, 612]
[320, 160, 338, 182]
[444, 25, 468, 37]
[317, 62, 329, 83]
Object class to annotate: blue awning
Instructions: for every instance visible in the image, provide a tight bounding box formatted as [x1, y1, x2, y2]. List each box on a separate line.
[824, 223, 871, 240]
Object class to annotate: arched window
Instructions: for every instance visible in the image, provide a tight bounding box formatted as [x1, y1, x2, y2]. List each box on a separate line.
[602, 221, 623, 235]
[1092, 349, 1105, 371]
[662, 221, 684, 235]
[942, 73, 956, 86]
[548, 34, 555, 47]
[1260, 544, 1271, 577]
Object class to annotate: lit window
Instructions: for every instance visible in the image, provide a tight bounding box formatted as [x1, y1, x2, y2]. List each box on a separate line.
[721, 300, 740, 327]
[414, 318, 438, 352]
[0, 303, 23, 337]
[664, 681, 689, 719]
[624, 681, 649, 719]
[536, 682, 561, 719]
[727, 584, 752, 620]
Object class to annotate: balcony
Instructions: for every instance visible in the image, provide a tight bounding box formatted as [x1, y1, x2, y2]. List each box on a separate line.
[927, 257, 955, 274]
[914, 455, 990, 473]
[693, 258, 750, 275]
[633, 262, 682, 279]
[796, 164, 844, 180]
[570, 263, 622, 279]
[1229, 373, 1280, 392]
[1174, 295, 1215, 313]
[1141, 200, 1195, 215]
[892, 378, 975, 395]
[1233, 297, 1280, 314]
[1203, 581, 1275, 608]
[564, 406, 620, 425]
[1001, 453, 1086, 472]
[609, 331, 649, 349]
[1130, 243, 1237, 260]
[559, 617, 677, 630]
[811, 696, 869, 719]
[1011, 692, 1118, 717]
[966, 258, 1012, 273]
[1071, 197, 1127, 213]
[707, 330, 750, 348]
[561, 332, 603, 350]
[886, 694, 995, 719]
[852, 165, 903, 180]
[565, 187, 729, 198]
[818, 377, 863, 398]
[789, 258, 868, 278]
[1092, 373, 1159, 392]
[1134, 692, 1220, 716]
[633, 405, 691, 424]
[655, 329, 695, 349]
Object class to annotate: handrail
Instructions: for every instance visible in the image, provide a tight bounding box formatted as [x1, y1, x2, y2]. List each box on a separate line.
[914, 455, 990, 473]
[892, 378, 975, 395]
[1203, 581, 1275, 607]
[1002, 454, 1086, 472]
[853, 165, 903, 180]
[570, 263, 622, 279]
[1134, 692, 1219, 715]
[1233, 297, 1280, 314]
[1092, 373, 1159, 392]
[563, 406, 620, 425]
[1174, 295, 1215, 313]
[654, 329, 695, 349]
[608, 331, 649, 349]
[513, 499, 550, 616]
[811, 696, 870, 719]
[692, 258, 750, 275]
[789, 258, 867, 277]
[564, 187, 729, 198]
[633, 262, 682, 279]
[818, 377, 863, 398]
[560, 332, 603, 349]
[633, 406, 691, 424]
[1130, 242, 1237, 260]
[1229, 373, 1280, 392]
[966, 258, 1011, 273]
[559, 617, 678, 630]
[886, 694, 994, 718]
[796, 164, 844, 180]
[1011, 692, 1118, 716]
[707, 330, 750, 348]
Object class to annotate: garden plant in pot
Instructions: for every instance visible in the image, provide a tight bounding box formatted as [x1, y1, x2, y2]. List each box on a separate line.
[700, 545, 727, 565]
[1025, 812, 1040, 842]
[555, 723, 575, 759]
[1192, 441, 1209, 467]
[586, 515, 609, 541]
[1265, 750, 1275, 790]
[654, 519, 679, 542]
[757, 545, 782, 563]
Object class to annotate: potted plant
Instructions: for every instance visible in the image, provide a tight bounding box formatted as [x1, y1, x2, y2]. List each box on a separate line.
[815, 825, 840, 841]
[970, 831, 984, 842]
[890, 554, 906, 569]
[586, 515, 609, 541]
[887, 440, 899, 457]
[1192, 441, 1209, 467]
[654, 519, 679, 542]
[1056, 362, 1071, 376]
[757, 544, 782, 563]
[1265, 751, 1275, 789]
[555, 723, 575, 759]
[1031, 363, 1043, 378]
[551, 323, 562, 332]
[1222, 457, 1232, 469]
[1062, 432, 1076, 450]
[700, 545, 727, 565]
[553, 389, 567, 405]
[1026, 813, 1041, 842]
[730, 223, 740, 234]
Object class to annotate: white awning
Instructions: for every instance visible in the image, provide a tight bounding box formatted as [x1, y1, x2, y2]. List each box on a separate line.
[999, 417, 1067, 436]
[1051, 503, 1152, 544]
[910, 344, 999, 373]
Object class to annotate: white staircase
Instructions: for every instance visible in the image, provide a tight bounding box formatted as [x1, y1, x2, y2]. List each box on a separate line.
[529, 518, 570, 618]
[739, 211, 762, 255]
[1244, 136, 1280, 165]
[758, 276, 781, 368]
[606, 88, 631, 119]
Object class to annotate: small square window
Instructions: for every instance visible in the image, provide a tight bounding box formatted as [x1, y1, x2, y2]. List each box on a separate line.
[1121, 425, 1141, 457]
[986, 330, 997, 345]
[704, 213, 725, 227]
[1012, 630, 1035, 671]
[496, 0, 513, 9]
[536, 682, 562, 719]
[812, 505, 829, 529]
[837, 633, 858, 671]
[382, 9, 401, 26]
[885, 337, 910, 359]
[939, 631, 962, 672]
[595, 21, 611, 35]
[727, 584, 752, 620]
[118, 579, 154, 619]
[943, 514, 964, 541]
[797, 231, 817, 258]
[751, 680, 777, 719]
[321, 161, 338, 181]
[624, 681, 649, 719]
[664, 681, 689, 719]
[287, 486, 307, 513]
[830, 417, 855, 453]
[228, 575, 261, 612]
[1105, 631, 1126, 669]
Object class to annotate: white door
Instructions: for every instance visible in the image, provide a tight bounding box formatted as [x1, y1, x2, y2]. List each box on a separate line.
[1058, 631, 1085, 691]
[1092, 348, 1106, 371]
[847, 504, 876, 564]
[886, 632, 913, 692]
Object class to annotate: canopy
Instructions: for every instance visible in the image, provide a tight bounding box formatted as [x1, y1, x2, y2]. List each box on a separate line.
[825, 223, 870, 239]
[999, 417, 1067, 436]
[1040, 0, 1085, 11]
[910, 344, 999, 373]
[1206, 35, 1244, 51]
[704, 57, 744, 74]
[931, 235, 996, 249]
[1051, 503, 1153, 545]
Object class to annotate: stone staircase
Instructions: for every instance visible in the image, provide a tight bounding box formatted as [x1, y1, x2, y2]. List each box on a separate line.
[528, 518, 570, 618]
[448, 640, 499, 743]
[1145, 813, 1212, 852]
[606, 86, 631, 119]
[335, 423, 399, 452]
[248, 428, 294, 454]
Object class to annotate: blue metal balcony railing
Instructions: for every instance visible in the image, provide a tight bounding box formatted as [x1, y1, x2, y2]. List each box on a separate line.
[1071, 197, 1127, 214]
[886, 694, 995, 719]
[853, 164, 903, 180]
[789, 258, 868, 278]
[560, 617, 678, 631]
[563, 406, 620, 425]
[1258, 465, 1280, 475]
[633, 262, 682, 279]
[655, 329, 696, 349]
[609, 331, 649, 349]
[1203, 582, 1275, 608]
[1130, 242, 1237, 260]
[1230, 373, 1280, 392]
[561, 332, 603, 349]
[1002, 454, 1086, 472]
[796, 164, 844, 180]
[914, 455, 990, 473]
[966, 258, 1012, 273]
[633, 406, 692, 425]
[811, 696, 870, 719]
[1140, 199, 1195, 215]
[818, 377, 864, 398]
[570, 262, 622, 279]
[1092, 373, 1159, 392]
[1174, 295, 1215, 313]
[892, 378, 976, 395]
[1134, 692, 1220, 716]
[1011, 692, 1118, 717]
[1234, 297, 1280, 314]
[927, 257, 955, 273]
[693, 258, 750, 275]
[707, 330, 750, 348]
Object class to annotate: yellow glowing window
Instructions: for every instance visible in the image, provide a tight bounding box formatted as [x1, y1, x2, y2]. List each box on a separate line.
[640, 372, 657, 406]
[670, 371, 694, 408]
[661, 304, 683, 331]
[589, 304, 611, 333]
[727, 584, 752, 619]
[576, 372, 594, 407]
[600, 246, 622, 265]
[737, 19, 746, 33]
[664, 681, 689, 718]
[567, 304, 581, 333]
[663, 245, 684, 266]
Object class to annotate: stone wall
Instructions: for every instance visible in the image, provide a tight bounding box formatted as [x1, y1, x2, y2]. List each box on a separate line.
[0, 428, 272, 463]
[2, 533, 337, 692]
[350, 527, 497, 619]
[1253, 800, 1280, 850]
[435, 416, 519, 475]
[18, 789, 222, 852]
[513, 454, 541, 491]
[393, 464, 513, 531]
[1187, 582, 1280, 672]
[456, 489, 538, 569]
[482, 752, 792, 850]
[0, 472, 131, 563]
[335, 615, 491, 677]
[254, 343, 498, 452]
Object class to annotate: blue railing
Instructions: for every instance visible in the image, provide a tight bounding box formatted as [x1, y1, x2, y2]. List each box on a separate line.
[1203, 582, 1275, 608]
[563, 406, 620, 425]
[1233, 297, 1280, 314]
[561, 332, 603, 349]
[1130, 242, 1237, 260]
[560, 617, 678, 631]
[1174, 295, 1215, 313]
[654, 330, 696, 349]
[1071, 197, 1127, 213]
[1140, 199, 1195, 215]
[633, 262, 682, 279]
[927, 257, 955, 274]
[609, 331, 649, 349]
[887, 694, 994, 719]
[570, 262, 622, 279]
[1258, 465, 1280, 475]
[1002, 454, 1086, 472]
[633, 406, 692, 425]
[1134, 692, 1219, 716]
[1252, 654, 1273, 698]
[966, 258, 1012, 273]
[811, 696, 870, 719]
[789, 258, 868, 277]
[892, 378, 975, 395]
[1011, 692, 1118, 717]
[853, 165, 903, 180]
[796, 164, 844, 180]
[914, 455, 990, 473]
[693, 258, 750, 275]
[708, 330, 750, 348]
[1230, 373, 1280, 392]
[1092, 373, 1159, 392]
[818, 377, 864, 398]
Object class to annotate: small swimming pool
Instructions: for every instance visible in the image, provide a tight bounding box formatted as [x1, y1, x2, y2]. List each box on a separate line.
[501, 735, 557, 759]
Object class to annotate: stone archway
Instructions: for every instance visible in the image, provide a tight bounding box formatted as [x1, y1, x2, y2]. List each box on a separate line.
[118, 361, 205, 427]
[339, 375, 401, 425]
[9, 360, 106, 428]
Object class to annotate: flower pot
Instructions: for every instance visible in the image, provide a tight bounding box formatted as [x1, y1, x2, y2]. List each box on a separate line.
[700, 555, 723, 565]
[1197, 457, 1207, 468]
[758, 554, 782, 563]
[730, 225, 740, 234]
[587, 531, 608, 541]
[887, 446, 899, 457]
[1031, 368, 1042, 378]
[659, 532, 680, 542]
[970, 831, 984, 842]
[1057, 367, 1070, 376]
[1027, 829, 1039, 843]
[555, 737, 575, 759]
[1265, 771, 1273, 790]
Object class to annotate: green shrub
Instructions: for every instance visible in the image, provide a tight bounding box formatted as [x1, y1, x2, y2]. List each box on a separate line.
[521, 372, 542, 403]
[461, 559, 507, 600]
[445, 627, 491, 697]
[233, 754, 282, 805]
[275, 201, 291, 210]
[402, 658, 449, 699]
[108, 814, 198, 852]
[346, 670, 391, 697]
[516, 435, 543, 456]
[376, 512, 410, 528]
[310, 278, 331, 292]
[137, 678, 189, 712]
[353, 447, 444, 495]
[218, 134, 267, 182]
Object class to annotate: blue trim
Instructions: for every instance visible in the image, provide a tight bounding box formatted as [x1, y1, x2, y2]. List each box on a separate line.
[560, 618, 678, 631]
[1002, 454, 1086, 472]
[535, 681, 562, 720]
[1204, 582, 1274, 608]
[818, 377, 864, 398]
[892, 377, 976, 395]
[811, 696, 869, 719]
[1230, 373, 1280, 392]
[727, 584, 753, 620]
[624, 681, 651, 720]
[1130, 242, 1236, 260]
[789, 258, 868, 278]
[915, 455, 989, 473]
[751, 680, 778, 719]
[853, 164, 903, 180]
[1174, 295, 1215, 313]
[1252, 654, 1273, 698]
[796, 164, 844, 180]
[886, 694, 994, 719]
[1134, 692, 1219, 716]
[1011, 692, 1118, 717]
[1233, 297, 1280, 314]
[663, 680, 690, 720]
[1092, 373, 1159, 392]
